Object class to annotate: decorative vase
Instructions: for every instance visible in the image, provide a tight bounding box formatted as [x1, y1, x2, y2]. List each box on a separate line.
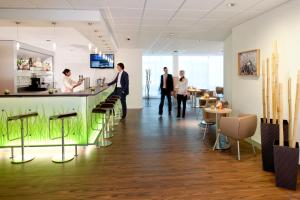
[260, 118, 289, 172]
[273, 140, 299, 190]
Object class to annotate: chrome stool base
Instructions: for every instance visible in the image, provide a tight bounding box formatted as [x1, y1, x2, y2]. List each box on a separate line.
[97, 140, 112, 147]
[11, 155, 35, 164]
[52, 154, 74, 163]
[103, 132, 114, 139]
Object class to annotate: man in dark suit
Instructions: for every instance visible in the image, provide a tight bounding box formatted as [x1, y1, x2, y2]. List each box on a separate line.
[159, 67, 174, 116]
[107, 63, 129, 119]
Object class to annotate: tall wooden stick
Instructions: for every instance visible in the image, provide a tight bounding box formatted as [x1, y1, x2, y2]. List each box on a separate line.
[272, 64, 277, 124]
[292, 71, 300, 148]
[275, 64, 279, 124]
[288, 78, 293, 147]
[272, 41, 279, 124]
[266, 59, 271, 123]
[279, 83, 284, 146]
[262, 61, 266, 123]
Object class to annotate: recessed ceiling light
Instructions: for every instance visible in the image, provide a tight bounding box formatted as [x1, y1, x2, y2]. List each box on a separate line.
[227, 3, 235, 7]
[94, 30, 99, 33]
[46, 39, 51, 42]
[88, 22, 93, 26]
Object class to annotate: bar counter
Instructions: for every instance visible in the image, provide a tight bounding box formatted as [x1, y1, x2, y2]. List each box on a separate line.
[0, 85, 114, 148]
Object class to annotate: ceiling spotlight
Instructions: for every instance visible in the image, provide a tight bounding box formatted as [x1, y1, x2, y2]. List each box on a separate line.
[226, 3, 235, 7]
[88, 22, 93, 26]
[94, 30, 99, 33]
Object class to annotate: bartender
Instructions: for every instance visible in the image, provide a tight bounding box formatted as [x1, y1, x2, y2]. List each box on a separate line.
[62, 68, 82, 92]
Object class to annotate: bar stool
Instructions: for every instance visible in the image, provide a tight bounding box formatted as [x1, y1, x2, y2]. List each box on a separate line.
[7, 112, 38, 164]
[99, 103, 115, 138]
[107, 96, 122, 122]
[105, 99, 119, 128]
[97, 98, 119, 129]
[49, 112, 77, 163]
[92, 106, 113, 147]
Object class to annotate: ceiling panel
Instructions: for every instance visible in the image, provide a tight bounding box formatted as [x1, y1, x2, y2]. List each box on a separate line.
[215, 0, 263, 11]
[109, 8, 143, 18]
[140, 25, 166, 32]
[112, 17, 140, 25]
[30, 0, 72, 9]
[193, 19, 226, 29]
[113, 24, 139, 31]
[146, 0, 184, 10]
[142, 18, 169, 26]
[174, 10, 208, 19]
[107, 0, 145, 9]
[180, 0, 224, 10]
[168, 18, 198, 27]
[205, 10, 241, 19]
[66, 0, 105, 9]
[0, 0, 34, 8]
[143, 9, 175, 19]
[252, 0, 289, 11]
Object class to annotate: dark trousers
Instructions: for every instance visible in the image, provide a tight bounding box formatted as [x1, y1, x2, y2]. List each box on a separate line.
[177, 94, 187, 118]
[159, 89, 172, 115]
[110, 88, 127, 118]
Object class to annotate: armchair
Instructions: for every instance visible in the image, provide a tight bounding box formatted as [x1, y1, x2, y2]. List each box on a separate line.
[220, 114, 257, 160]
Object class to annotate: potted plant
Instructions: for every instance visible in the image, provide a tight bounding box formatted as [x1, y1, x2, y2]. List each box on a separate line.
[273, 74, 300, 190]
[260, 56, 289, 172]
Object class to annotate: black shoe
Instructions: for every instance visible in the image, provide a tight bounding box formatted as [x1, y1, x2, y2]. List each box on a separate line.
[176, 115, 180, 118]
[169, 112, 172, 116]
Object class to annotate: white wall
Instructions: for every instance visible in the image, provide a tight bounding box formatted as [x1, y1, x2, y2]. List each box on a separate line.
[54, 48, 115, 90]
[0, 41, 15, 92]
[224, 0, 300, 143]
[54, 47, 143, 109]
[223, 35, 232, 104]
[115, 48, 143, 109]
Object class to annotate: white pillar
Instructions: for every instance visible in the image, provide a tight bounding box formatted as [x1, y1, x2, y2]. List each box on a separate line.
[173, 55, 179, 77]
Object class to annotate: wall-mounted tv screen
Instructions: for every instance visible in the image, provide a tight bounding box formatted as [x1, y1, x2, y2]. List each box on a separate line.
[90, 54, 114, 69]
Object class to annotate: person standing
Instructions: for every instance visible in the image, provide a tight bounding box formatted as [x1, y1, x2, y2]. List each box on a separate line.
[107, 63, 129, 119]
[176, 70, 188, 118]
[159, 67, 174, 116]
[62, 68, 82, 93]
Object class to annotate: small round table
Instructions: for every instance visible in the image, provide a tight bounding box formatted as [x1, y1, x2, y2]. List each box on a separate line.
[204, 107, 232, 150]
[200, 97, 217, 107]
[188, 89, 201, 108]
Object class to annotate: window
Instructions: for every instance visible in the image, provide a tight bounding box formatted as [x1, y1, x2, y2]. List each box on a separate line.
[178, 56, 223, 90]
[142, 56, 173, 98]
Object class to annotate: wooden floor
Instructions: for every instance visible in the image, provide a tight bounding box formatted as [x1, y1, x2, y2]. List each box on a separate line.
[0, 100, 300, 200]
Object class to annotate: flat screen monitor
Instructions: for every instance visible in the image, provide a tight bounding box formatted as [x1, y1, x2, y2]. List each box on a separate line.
[90, 54, 114, 69]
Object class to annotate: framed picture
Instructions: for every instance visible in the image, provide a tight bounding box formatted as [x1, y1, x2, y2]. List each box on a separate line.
[238, 49, 260, 76]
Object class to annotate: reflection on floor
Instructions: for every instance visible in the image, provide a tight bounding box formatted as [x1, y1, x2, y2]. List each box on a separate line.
[0, 99, 299, 199]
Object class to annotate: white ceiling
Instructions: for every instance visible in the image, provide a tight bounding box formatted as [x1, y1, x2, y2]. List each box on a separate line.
[0, 0, 290, 55]
[0, 26, 91, 53]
